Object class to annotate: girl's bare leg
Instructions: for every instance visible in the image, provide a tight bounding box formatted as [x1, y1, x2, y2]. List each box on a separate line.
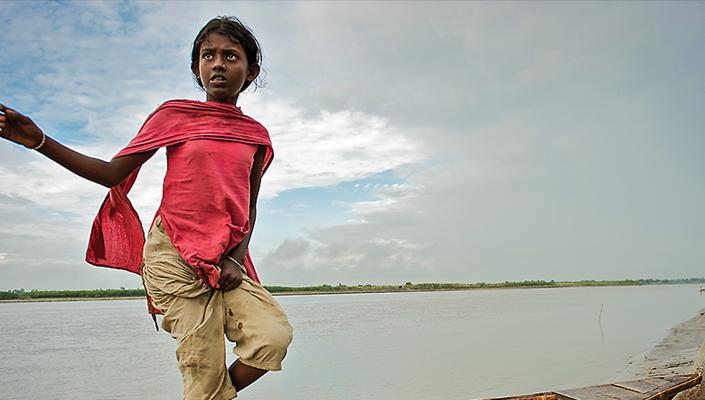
[228, 360, 268, 391]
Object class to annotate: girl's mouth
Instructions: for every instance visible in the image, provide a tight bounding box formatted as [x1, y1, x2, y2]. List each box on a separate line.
[210, 75, 228, 85]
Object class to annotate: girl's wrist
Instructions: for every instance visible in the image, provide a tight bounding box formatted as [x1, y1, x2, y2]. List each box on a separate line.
[31, 131, 47, 150]
[225, 254, 248, 275]
[226, 254, 244, 268]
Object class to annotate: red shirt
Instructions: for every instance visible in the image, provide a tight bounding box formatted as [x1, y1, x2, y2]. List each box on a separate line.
[158, 139, 259, 287]
[86, 100, 273, 288]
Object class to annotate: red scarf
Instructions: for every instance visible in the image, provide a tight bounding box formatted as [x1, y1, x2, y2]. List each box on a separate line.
[85, 99, 273, 284]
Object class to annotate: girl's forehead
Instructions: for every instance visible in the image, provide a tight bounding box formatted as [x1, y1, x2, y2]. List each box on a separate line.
[201, 32, 242, 49]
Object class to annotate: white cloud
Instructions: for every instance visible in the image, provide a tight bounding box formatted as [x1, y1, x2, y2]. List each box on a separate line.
[336, 182, 423, 217]
[240, 96, 425, 198]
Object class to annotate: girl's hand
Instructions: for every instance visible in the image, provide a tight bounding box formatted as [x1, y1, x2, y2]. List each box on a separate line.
[0, 104, 45, 149]
[218, 258, 244, 291]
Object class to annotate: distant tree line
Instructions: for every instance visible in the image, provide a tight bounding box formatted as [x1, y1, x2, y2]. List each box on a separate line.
[0, 288, 145, 300]
[2, 277, 704, 300]
[639, 277, 705, 285]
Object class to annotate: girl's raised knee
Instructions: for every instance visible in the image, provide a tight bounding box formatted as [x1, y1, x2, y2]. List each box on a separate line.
[257, 321, 294, 363]
[272, 321, 294, 352]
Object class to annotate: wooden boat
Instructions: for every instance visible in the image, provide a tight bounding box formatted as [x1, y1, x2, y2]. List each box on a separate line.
[486, 374, 701, 400]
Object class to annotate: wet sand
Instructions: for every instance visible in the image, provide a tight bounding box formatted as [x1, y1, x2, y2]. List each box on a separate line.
[622, 307, 705, 399]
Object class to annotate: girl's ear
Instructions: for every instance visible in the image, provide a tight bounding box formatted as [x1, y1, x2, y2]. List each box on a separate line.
[192, 64, 203, 87]
[246, 64, 260, 83]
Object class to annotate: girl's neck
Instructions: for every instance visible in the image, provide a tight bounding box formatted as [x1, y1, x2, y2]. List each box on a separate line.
[206, 93, 239, 105]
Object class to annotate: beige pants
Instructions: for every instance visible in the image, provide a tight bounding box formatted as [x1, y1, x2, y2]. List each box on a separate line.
[142, 216, 293, 400]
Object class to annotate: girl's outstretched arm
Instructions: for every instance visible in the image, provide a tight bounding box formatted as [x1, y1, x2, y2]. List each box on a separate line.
[0, 104, 155, 188]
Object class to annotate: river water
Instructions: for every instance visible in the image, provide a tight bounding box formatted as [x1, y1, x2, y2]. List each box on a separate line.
[1, 284, 703, 400]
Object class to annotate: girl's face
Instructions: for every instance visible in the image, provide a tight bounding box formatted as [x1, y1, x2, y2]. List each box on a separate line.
[196, 32, 260, 104]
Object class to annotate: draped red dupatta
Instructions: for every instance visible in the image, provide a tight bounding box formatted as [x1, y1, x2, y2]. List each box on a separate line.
[85, 99, 273, 285]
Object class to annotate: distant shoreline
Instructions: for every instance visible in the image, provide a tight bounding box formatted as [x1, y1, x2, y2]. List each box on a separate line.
[2, 278, 703, 303]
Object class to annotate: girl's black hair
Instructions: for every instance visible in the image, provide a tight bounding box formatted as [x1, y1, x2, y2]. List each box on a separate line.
[191, 16, 263, 92]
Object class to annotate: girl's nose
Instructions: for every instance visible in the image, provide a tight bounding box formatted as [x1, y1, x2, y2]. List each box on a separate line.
[212, 58, 226, 70]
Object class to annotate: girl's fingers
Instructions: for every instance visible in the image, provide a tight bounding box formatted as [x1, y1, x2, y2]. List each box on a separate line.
[1, 107, 31, 125]
[1, 106, 16, 121]
[1, 106, 21, 120]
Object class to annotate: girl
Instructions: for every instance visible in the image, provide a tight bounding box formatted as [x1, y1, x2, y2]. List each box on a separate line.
[0, 16, 293, 400]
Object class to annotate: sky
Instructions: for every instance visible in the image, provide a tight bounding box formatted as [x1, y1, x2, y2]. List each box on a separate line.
[0, 1, 703, 290]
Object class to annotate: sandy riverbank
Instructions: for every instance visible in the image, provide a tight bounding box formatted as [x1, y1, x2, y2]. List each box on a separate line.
[621, 307, 705, 399]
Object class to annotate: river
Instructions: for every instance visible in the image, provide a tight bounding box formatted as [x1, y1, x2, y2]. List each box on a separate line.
[1, 284, 703, 399]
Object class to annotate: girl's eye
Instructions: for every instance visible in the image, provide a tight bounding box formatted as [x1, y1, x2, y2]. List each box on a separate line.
[227, 54, 237, 61]
[203, 53, 213, 60]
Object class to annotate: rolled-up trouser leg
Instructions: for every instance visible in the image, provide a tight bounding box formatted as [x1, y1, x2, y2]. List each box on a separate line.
[223, 273, 294, 371]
